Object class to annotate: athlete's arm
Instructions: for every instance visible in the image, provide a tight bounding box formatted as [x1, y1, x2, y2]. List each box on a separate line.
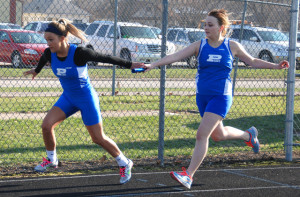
[74, 47, 132, 68]
[34, 48, 51, 73]
[148, 40, 200, 70]
[229, 40, 289, 69]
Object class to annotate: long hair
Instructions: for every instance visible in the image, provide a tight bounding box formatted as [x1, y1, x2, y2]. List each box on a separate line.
[48, 18, 88, 42]
[208, 9, 230, 37]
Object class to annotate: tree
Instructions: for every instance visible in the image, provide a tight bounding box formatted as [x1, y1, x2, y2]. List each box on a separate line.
[71, 0, 114, 21]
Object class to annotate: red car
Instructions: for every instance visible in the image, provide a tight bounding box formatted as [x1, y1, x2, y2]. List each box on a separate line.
[0, 29, 47, 68]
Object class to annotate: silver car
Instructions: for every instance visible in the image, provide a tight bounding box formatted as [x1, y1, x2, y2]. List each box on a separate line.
[228, 25, 300, 69]
[167, 27, 206, 68]
[84, 21, 175, 64]
[24, 21, 82, 46]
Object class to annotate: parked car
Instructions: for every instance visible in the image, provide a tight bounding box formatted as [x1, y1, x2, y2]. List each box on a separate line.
[72, 22, 89, 31]
[23, 21, 49, 33]
[24, 21, 82, 45]
[84, 21, 176, 64]
[7, 24, 22, 30]
[282, 31, 289, 38]
[0, 29, 47, 67]
[228, 25, 300, 69]
[167, 27, 206, 68]
[297, 32, 300, 43]
[151, 27, 162, 37]
[0, 23, 22, 30]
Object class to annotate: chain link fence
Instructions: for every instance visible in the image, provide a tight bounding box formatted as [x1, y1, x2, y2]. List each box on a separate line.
[0, 0, 299, 174]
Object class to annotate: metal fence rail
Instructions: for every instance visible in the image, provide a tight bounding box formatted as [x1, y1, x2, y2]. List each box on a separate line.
[0, 0, 299, 173]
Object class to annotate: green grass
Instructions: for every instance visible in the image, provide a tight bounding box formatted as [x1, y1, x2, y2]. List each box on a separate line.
[2, 86, 299, 93]
[2, 87, 300, 95]
[1, 113, 297, 165]
[0, 67, 299, 167]
[0, 95, 290, 114]
[0, 87, 197, 93]
[0, 94, 299, 165]
[0, 67, 295, 79]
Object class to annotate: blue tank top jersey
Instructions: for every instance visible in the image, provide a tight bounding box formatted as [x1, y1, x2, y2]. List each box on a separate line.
[51, 44, 92, 96]
[196, 38, 233, 95]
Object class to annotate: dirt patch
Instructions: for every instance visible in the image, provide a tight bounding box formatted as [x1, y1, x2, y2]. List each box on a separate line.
[1, 151, 299, 178]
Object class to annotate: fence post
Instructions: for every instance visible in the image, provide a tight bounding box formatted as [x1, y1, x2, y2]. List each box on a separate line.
[232, 0, 247, 96]
[112, 0, 118, 96]
[284, 0, 298, 161]
[158, 0, 168, 166]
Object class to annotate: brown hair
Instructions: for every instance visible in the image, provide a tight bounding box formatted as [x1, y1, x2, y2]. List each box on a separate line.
[208, 9, 230, 36]
[48, 18, 88, 42]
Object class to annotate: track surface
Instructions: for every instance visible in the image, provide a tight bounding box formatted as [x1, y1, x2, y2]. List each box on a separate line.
[1, 166, 300, 197]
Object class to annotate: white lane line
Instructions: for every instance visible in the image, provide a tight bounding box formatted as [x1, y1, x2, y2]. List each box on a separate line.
[0, 166, 299, 183]
[136, 179, 148, 182]
[184, 193, 195, 197]
[222, 169, 300, 190]
[172, 187, 184, 191]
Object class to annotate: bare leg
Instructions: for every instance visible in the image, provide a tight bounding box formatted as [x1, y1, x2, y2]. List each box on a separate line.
[86, 122, 121, 157]
[187, 113, 252, 177]
[210, 122, 250, 142]
[41, 106, 66, 151]
[187, 112, 223, 177]
[86, 123, 133, 184]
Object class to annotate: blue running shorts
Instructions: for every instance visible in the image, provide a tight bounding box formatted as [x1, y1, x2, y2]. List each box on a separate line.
[54, 90, 102, 126]
[196, 94, 233, 118]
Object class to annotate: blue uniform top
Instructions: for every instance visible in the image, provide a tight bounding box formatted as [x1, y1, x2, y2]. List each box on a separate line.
[196, 38, 234, 95]
[51, 44, 92, 96]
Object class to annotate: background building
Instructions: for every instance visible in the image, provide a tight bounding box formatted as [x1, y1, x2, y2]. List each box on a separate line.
[0, 0, 23, 25]
[23, 0, 90, 26]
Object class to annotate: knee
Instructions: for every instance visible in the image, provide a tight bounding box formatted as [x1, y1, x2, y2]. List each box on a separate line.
[91, 135, 106, 146]
[211, 133, 223, 142]
[195, 131, 209, 142]
[211, 127, 228, 142]
[41, 121, 53, 133]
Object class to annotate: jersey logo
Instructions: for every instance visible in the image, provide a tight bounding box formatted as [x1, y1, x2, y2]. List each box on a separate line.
[207, 54, 222, 62]
[57, 68, 67, 76]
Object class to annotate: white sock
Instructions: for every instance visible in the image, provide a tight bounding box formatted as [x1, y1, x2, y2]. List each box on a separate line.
[115, 153, 129, 167]
[46, 150, 57, 162]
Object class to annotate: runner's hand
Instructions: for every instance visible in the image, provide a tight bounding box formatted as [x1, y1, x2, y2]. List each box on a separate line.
[278, 60, 289, 69]
[131, 62, 146, 69]
[23, 69, 38, 80]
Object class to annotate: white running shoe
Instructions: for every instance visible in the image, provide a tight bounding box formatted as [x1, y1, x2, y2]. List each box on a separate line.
[119, 159, 133, 184]
[170, 167, 193, 189]
[34, 157, 58, 172]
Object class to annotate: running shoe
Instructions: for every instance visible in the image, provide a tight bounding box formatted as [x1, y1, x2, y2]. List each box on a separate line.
[119, 159, 133, 184]
[34, 157, 58, 172]
[170, 167, 193, 189]
[245, 126, 260, 153]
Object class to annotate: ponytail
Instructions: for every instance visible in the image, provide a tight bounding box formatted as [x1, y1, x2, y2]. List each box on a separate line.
[48, 18, 88, 42]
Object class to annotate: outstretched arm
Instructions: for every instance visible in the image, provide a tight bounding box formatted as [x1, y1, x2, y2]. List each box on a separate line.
[75, 47, 146, 69]
[146, 41, 200, 70]
[23, 50, 49, 80]
[231, 40, 289, 69]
